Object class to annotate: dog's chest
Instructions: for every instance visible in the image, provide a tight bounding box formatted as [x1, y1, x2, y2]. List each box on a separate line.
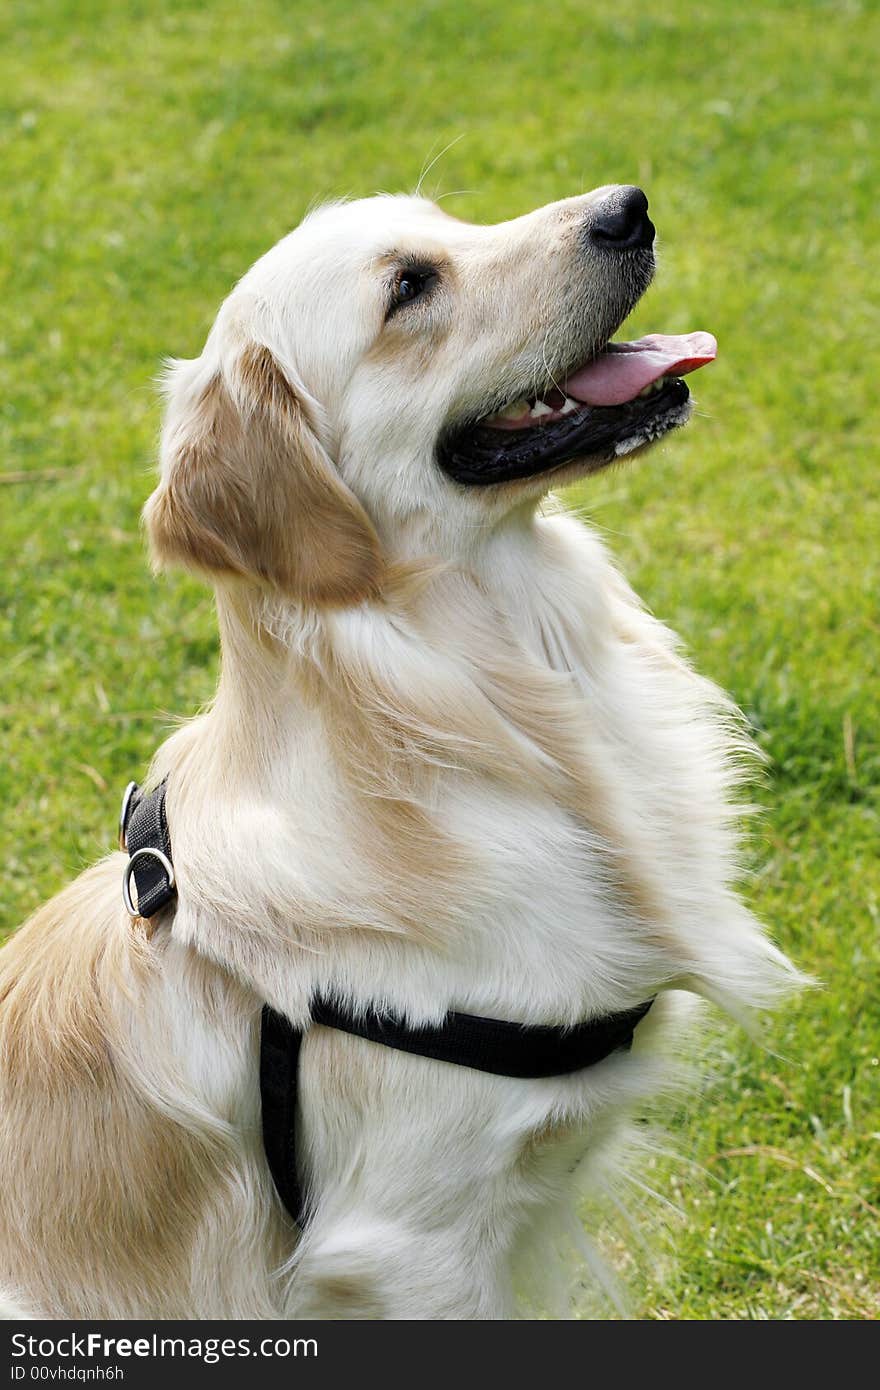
[297, 696, 679, 1026]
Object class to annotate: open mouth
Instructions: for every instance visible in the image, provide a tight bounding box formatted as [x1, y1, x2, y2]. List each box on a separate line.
[437, 332, 717, 486]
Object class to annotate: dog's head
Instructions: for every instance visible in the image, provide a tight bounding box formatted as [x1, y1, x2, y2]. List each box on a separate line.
[145, 188, 715, 603]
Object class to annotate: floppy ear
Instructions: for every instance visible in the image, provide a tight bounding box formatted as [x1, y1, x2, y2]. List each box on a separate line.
[144, 344, 383, 605]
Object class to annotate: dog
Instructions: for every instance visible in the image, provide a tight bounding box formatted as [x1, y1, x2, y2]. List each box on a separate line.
[0, 185, 800, 1319]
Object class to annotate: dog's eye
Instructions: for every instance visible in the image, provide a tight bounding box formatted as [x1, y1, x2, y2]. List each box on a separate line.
[388, 267, 438, 316]
[397, 273, 428, 303]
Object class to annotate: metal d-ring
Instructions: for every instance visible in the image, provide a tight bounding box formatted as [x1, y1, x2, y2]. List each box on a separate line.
[118, 780, 138, 850]
[122, 846, 175, 918]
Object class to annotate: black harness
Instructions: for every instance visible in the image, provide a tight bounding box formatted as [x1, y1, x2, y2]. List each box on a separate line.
[120, 781, 654, 1229]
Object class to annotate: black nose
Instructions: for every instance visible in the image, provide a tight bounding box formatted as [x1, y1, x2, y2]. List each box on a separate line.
[589, 186, 654, 250]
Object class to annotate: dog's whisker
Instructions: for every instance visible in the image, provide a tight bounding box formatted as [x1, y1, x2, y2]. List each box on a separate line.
[414, 133, 467, 198]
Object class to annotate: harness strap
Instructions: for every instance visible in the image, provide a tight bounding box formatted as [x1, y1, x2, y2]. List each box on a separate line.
[259, 1006, 308, 1227]
[120, 780, 655, 1231]
[119, 780, 176, 918]
[311, 993, 653, 1078]
[259, 995, 653, 1228]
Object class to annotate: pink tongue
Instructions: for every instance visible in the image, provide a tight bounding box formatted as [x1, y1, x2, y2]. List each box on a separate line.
[563, 332, 717, 407]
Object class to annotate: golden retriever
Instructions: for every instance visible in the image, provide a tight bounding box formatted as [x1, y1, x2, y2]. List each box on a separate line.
[0, 186, 800, 1319]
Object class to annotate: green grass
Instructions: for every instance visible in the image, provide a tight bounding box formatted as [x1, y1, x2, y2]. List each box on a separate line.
[1, 0, 877, 1319]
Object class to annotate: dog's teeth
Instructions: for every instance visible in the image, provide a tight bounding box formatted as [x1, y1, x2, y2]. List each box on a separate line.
[638, 379, 667, 398]
[496, 398, 530, 420]
[530, 400, 553, 418]
[560, 396, 578, 414]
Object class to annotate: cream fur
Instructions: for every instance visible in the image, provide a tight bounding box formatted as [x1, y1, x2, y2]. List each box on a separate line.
[0, 190, 801, 1320]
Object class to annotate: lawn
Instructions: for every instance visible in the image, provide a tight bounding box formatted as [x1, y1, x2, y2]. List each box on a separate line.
[1, 0, 877, 1319]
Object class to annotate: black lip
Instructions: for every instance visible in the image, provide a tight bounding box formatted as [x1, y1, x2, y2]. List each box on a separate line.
[437, 377, 692, 486]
